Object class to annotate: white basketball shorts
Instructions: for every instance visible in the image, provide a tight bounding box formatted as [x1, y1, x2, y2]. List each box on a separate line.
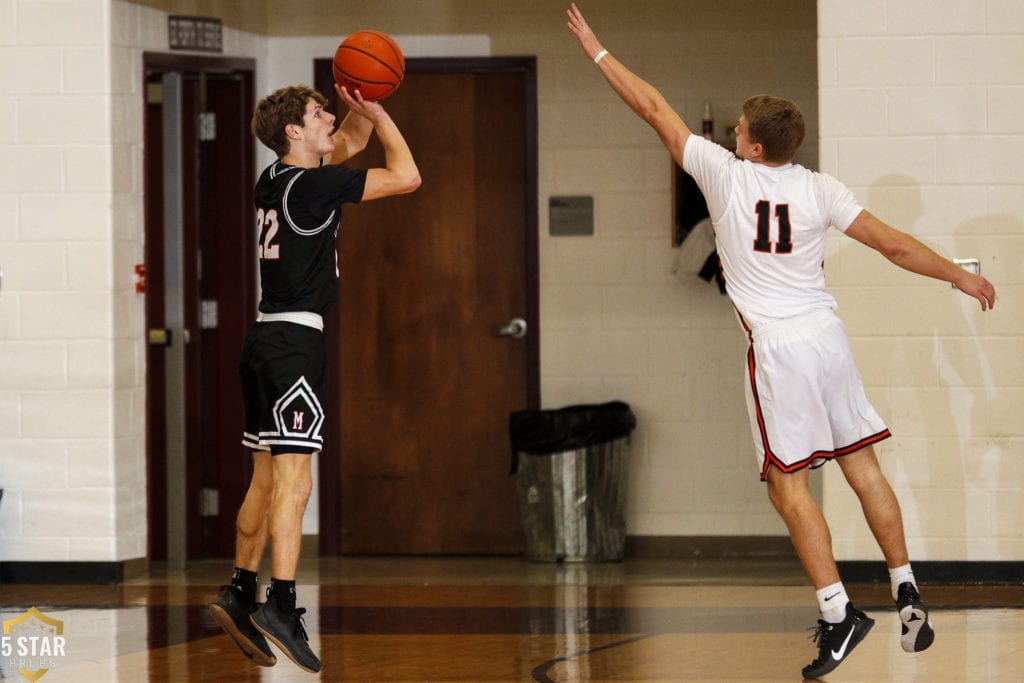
[742, 309, 891, 481]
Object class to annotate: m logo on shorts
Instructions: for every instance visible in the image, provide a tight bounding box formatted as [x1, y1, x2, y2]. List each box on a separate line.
[272, 377, 324, 441]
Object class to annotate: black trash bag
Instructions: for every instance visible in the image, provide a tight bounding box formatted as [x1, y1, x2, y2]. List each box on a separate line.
[508, 401, 636, 472]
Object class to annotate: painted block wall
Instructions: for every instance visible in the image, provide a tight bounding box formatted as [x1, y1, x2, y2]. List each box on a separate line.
[0, 0, 269, 562]
[1, 0, 1018, 564]
[0, 0, 138, 562]
[253, 0, 820, 540]
[818, 0, 1024, 561]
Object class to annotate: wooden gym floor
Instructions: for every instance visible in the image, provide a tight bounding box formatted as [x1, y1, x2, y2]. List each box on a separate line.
[1, 556, 1021, 682]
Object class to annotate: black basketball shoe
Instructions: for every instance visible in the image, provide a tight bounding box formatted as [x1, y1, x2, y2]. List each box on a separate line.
[209, 585, 277, 667]
[896, 582, 935, 653]
[251, 593, 321, 673]
[801, 602, 875, 680]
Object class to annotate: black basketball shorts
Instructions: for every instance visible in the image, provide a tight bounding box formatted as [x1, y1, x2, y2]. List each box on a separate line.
[239, 321, 326, 455]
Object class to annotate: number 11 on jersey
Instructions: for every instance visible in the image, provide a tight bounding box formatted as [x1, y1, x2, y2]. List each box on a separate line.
[753, 200, 793, 254]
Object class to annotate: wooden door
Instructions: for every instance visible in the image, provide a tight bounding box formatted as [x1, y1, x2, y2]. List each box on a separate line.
[314, 57, 539, 554]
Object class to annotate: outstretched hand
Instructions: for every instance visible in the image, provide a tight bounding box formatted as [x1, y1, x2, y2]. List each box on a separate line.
[566, 3, 604, 61]
[954, 271, 997, 311]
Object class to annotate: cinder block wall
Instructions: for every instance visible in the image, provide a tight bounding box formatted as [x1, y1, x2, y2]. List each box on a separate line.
[1, 0, 1019, 565]
[818, 0, 1024, 561]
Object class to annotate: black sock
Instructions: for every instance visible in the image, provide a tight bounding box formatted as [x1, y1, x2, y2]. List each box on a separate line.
[269, 578, 297, 613]
[231, 567, 259, 603]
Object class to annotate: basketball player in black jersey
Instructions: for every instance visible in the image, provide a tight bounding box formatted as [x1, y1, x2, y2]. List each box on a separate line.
[209, 82, 420, 673]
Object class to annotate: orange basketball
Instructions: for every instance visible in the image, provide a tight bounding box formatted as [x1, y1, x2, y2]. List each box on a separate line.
[332, 30, 405, 101]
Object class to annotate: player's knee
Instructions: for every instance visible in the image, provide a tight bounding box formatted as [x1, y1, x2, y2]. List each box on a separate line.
[766, 482, 790, 515]
[840, 455, 886, 492]
[271, 455, 314, 500]
[293, 478, 313, 505]
[276, 475, 312, 506]
[766, 475, 812, 517]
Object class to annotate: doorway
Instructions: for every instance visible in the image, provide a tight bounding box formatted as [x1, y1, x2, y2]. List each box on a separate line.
[313, 57, 540, 554]
[143, 53, 256, 564]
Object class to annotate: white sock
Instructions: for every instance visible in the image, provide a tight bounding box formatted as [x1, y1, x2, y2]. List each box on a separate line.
[889, 564, 916, 600]
[816, 581, 849, 623]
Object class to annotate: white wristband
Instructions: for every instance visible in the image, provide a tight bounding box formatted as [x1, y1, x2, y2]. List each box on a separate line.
[593, 49, 608, 64]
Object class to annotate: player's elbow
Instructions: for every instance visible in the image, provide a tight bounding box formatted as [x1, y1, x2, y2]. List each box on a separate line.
[397, 168, 421, 194]
[363, 166, 420, 200]
[636, 96, 663, 126]
[885, 244, 910, 264]
[384, 168, 420, 197]
[877, 234, 913, 265]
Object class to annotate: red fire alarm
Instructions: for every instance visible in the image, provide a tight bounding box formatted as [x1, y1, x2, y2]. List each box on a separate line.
[134, 264, 146, 293]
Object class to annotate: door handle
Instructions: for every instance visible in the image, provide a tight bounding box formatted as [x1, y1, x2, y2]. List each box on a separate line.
[148, 328, 192, 346]
[492, 317, 527, 339]
[149, 328, 172, 346]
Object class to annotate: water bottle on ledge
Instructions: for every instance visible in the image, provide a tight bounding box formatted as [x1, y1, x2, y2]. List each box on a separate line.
[702, 101, 714, 140]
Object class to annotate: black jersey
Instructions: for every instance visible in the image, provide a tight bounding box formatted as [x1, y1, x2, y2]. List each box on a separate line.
[254, 161, 368, 315]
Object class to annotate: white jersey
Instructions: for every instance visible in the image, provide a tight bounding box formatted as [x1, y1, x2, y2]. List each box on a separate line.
[682, 136, 863, 328]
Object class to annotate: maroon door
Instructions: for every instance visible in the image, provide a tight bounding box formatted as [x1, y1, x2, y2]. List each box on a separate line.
[143, 54, 256, 560]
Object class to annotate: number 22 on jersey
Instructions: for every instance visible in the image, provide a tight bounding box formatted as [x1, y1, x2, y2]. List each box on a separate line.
[257, 207, 280, 260]
[256, 206, 341, 276]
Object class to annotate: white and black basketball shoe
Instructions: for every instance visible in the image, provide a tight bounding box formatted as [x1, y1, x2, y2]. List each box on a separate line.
[896, 582, 935, 653]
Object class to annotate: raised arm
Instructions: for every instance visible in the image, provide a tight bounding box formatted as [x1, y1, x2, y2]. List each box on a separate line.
[336, 86, 421, 201]
[566, 3, 691, 165]
[328, 83, 374, 165]
[844, 210, 996, 311]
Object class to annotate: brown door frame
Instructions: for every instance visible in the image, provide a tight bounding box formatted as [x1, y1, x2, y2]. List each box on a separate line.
[142, 52, 256, 562]
[313, 56, 540, 556]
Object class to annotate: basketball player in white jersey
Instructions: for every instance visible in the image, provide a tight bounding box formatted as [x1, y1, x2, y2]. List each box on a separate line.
[567, 3, 995, 679]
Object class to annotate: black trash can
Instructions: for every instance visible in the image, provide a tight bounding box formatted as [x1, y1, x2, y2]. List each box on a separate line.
[509, 401, 636, 562]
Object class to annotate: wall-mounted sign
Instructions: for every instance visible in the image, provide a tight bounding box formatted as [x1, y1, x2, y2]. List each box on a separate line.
[549, 196, 594, 236]
[169, 15, 223, 53]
